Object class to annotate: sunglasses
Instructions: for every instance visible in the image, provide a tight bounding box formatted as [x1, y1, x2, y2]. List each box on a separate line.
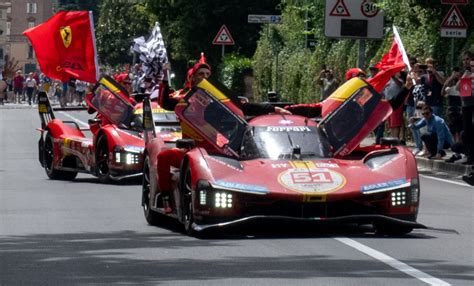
[422, 112, 431, 116]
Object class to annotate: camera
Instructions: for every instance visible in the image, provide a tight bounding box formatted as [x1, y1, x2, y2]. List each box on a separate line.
[418, 64, 428, 70]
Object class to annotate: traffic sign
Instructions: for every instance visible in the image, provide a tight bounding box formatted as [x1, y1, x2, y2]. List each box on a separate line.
[212, 25, 235, 45]
[440, 5, 467, 38]
[441, 5, 467, 28]
[247, 14, 282, 24]
[360, 0, 379, 17]
[441, 0, 469, 4]
[325, 0, 384, 39]
[330, 0, 350, 16]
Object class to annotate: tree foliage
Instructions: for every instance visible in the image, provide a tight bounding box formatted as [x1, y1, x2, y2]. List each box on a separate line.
[143, 0, 280, 85]
[95, 0, 154, 67]
[252, 0, 474, 103]
[218, 54, 253, 96]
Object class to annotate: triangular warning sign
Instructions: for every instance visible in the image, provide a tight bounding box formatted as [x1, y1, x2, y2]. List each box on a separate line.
[330, 0, 350, 17]
[212, 25, 235, 45]
[441, 5, 467, 28]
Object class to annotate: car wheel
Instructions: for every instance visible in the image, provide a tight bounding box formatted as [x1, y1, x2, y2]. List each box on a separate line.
[182, 165, 196, 236]
[142, 156, 160, 225]
[96, 135, 111, 183]
[43, 133, 77, 180]
[374, 222, 414, 236]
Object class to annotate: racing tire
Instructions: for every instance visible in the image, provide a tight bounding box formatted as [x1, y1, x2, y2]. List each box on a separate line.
[181, 165, 197, 236]
[43, 133, 77, 180]
[374, 222, 414, 236]
[96, 135, 111, 183]
[142, 156, 161, 226]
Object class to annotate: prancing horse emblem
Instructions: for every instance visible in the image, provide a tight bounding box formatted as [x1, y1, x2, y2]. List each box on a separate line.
[60, 26, 72, 48]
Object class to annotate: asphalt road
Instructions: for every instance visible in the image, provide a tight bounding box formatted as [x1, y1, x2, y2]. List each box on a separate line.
[0, 106, 473, 285]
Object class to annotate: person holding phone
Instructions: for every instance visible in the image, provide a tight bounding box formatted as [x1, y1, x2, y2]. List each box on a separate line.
[317, 66, 340, 100]
[456, 51, 474, 165]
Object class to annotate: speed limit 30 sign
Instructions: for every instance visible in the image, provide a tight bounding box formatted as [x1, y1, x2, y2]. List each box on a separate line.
[361, 0, 379, 17]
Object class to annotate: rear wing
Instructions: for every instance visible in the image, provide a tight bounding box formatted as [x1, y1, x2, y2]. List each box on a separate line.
[142, 96, 156, 144]
[38, 92, 55, 129]
[38, 91, 88, 129]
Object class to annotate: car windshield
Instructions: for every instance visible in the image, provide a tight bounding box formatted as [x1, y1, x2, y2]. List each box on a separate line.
[91, 86, 134, 127]
[182, 88, 247, 154]
[240, 125, 331, 160]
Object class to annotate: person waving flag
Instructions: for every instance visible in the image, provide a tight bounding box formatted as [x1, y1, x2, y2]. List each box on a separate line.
[23, 11, 99, 83]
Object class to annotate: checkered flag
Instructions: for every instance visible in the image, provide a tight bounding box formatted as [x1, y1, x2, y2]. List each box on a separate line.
[131, 22, 168, 79]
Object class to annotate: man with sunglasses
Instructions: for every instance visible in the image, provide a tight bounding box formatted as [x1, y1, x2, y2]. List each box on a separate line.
[409, 105, 453, 159]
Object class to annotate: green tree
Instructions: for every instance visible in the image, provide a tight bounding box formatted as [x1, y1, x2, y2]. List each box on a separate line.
[252, 0, 474, 103]
[96, 0, 154, 66]
[144, 0, 280, 85]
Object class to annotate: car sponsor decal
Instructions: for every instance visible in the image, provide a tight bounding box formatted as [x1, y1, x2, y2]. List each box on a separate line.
[278, 168, 346, 193]
[266, 126, 311, 132]
[133, 108, 171, 114]
[360, 178, 409, 194]
[214, 180, 268, 194]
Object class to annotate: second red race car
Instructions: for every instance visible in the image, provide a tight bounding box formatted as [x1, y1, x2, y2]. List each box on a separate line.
[141, 78, 425, 236]
[37, 75, 181, 183]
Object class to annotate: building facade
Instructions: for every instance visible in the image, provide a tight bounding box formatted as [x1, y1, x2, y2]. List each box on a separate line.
[0, 0, 58, 74]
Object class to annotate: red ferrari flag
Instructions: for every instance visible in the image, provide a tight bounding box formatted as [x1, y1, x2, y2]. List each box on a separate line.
[368, 26, 408, 93]
[23, 11, 99, 83]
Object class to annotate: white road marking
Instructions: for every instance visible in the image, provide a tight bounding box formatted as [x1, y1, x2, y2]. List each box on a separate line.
[58, 111, 89, 128]
[335, 237, 451, 286]
[420, 174, 470, 187]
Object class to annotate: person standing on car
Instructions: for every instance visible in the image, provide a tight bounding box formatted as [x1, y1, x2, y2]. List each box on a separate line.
[156, 54, 290, 213]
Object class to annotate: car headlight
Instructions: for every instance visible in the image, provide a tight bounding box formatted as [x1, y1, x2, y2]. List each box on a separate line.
[113, 146, 142, 165]
[215, 192, 233, 208]
[391, 190, 407, 207]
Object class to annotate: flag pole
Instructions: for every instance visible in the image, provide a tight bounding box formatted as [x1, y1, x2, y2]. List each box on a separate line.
[393, 25, 414, 84]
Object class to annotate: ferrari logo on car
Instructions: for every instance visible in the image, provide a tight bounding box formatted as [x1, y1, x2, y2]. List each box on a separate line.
[60, 26, 72, 48]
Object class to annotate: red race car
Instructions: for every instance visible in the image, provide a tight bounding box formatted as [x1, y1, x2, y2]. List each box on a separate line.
[37, 75, 180, 183]
[141, 78, 425, 236]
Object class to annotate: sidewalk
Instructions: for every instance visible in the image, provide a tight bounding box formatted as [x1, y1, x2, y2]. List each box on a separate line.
[362, 136, 472, 177]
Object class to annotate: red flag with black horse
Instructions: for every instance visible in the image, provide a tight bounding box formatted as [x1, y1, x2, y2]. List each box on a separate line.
[23, 11, 99, 83]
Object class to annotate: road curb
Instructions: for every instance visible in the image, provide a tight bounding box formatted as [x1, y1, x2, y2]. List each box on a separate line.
[415, 157, 472, 176]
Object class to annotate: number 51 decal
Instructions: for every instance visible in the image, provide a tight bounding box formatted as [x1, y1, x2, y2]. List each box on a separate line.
[291, 171, 333, 184]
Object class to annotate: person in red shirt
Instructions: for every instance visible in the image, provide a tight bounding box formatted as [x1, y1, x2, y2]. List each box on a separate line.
[13, 70, 25, 104]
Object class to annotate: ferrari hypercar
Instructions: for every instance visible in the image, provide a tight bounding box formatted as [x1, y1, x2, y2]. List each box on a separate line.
[141, 78, 425, 235]
[37, 75, 180, 183]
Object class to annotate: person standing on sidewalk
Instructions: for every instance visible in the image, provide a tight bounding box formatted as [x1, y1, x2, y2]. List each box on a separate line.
[13, 70, 24, 104]
[456, 51, 474, 165]
[0, 72, 8, 105]
[24, 72, 37, 106]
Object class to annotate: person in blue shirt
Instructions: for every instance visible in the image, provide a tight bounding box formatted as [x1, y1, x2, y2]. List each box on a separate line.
[409, 105, 454, 159]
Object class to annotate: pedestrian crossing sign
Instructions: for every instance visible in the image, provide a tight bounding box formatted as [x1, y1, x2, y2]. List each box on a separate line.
[441, 5, 467, 28]
[440, 5, 467, 38]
